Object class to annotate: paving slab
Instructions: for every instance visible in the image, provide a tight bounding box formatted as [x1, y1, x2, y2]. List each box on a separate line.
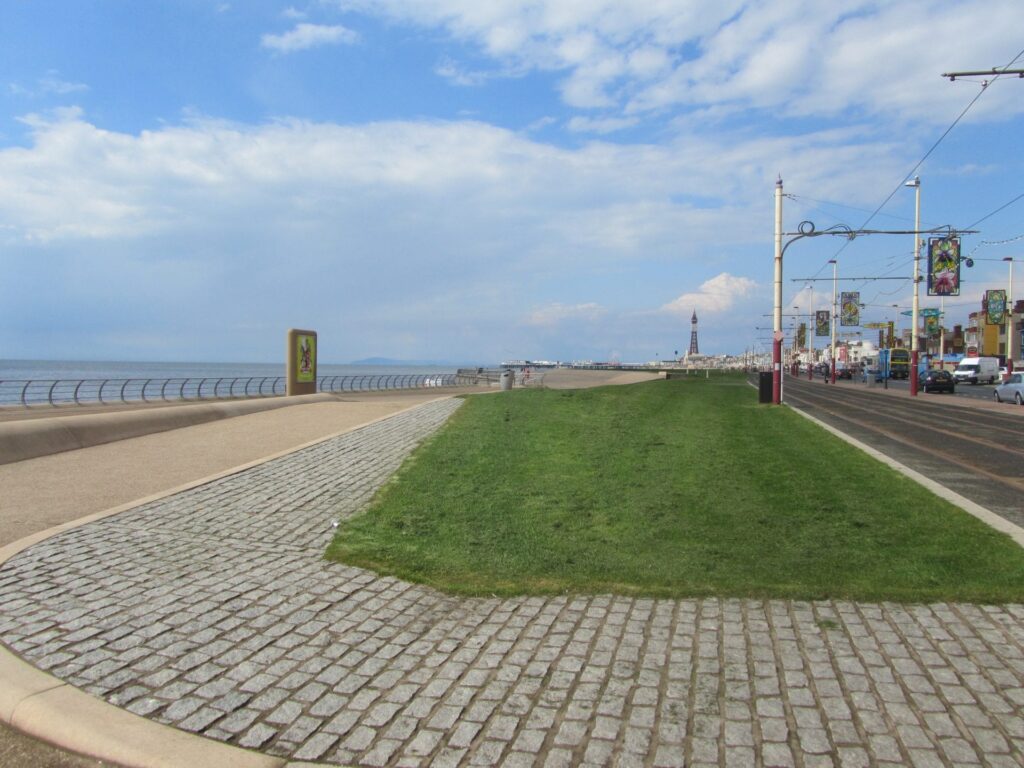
[1, 376, 1023, 767]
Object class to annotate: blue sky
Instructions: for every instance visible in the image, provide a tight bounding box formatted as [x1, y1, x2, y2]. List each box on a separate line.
[1, 1, 1023, 365]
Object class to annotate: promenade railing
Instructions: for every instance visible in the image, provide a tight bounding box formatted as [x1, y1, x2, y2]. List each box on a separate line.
[0, 372, 473, 408]
[456, 368, 547, 387]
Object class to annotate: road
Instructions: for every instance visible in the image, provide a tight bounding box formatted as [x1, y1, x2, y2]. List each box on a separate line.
[780, 375, 1024, 528]
[850, 374, 1009, 404]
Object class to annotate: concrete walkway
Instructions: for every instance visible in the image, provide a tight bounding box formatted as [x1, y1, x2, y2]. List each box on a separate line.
[1, 375, 1023, 766]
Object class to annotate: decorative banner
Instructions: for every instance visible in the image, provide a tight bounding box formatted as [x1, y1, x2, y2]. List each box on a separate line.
[840, 292, 860, 326]
[927, 237, 961, 296]
[796, 322, 806, 348]
[815, 310, 830, 337]
[925, 315, 939, 337]
[296, 333, 316, 382]
[987, 289, 1007, 325]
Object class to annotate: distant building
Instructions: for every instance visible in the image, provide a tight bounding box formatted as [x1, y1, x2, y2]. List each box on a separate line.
[685, 310, 699, 360]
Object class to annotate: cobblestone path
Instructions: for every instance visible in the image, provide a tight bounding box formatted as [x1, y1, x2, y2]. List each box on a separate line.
[1, 398, 1024, 767]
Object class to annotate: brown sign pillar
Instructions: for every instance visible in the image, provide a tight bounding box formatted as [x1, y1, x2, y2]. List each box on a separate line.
[287, 329, 318, 396]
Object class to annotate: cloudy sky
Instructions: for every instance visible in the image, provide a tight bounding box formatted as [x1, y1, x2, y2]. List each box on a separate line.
[1, 1, 1022, 365]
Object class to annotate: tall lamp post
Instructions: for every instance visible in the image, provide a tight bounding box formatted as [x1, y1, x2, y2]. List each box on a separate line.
[1005, 257, 1016, 374]
[773, 178, 784, 404]
[808, 300, 814, 379]
[829, 259, 838, 383]
[905, 176, 921, 396]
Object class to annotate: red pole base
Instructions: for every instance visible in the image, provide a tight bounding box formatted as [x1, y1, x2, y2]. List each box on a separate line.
[772, 339, 782, 405]
[910, 350, 919, 396]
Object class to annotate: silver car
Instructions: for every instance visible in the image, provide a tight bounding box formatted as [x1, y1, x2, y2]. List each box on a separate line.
[993, 372, 1024, 405]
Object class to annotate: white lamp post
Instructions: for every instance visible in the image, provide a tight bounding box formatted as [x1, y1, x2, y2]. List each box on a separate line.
[905, 176, 921, 396]
[829, 259, 838, 383]
[1005, 256, 1016, 375]
[773, 179, 784, 404]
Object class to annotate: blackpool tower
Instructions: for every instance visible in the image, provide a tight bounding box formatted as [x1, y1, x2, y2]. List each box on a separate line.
[688, 310, 699, 356]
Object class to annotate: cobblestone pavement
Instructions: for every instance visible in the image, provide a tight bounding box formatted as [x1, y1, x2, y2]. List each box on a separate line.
[2, 398, 1024, 767]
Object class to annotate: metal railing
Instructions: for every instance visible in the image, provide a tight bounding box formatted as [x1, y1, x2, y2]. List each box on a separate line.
[456, 368, 547, 388]
[0, 372, 471, 408]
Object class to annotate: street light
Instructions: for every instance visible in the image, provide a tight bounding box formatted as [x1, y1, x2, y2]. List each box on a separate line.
[829, 259, 838, 383]
[1005, 256, 1016, 374]
[905, 176, 921, 396]
[773, 179, 784, 403]
[807, 298, 815, 379]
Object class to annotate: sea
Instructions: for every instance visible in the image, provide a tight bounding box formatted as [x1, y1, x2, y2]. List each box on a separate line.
[0, 359, 462, 382]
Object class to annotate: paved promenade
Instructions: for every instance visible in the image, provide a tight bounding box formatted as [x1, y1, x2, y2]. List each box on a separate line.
[1, 381, 1023, 766]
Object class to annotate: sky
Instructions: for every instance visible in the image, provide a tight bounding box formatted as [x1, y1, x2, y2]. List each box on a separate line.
[1, 1, 1023, 365]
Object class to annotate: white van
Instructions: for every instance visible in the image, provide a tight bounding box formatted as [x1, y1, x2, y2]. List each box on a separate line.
[953, 356, 999, 385]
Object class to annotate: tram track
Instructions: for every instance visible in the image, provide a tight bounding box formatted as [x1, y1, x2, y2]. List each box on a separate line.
[777, 377, 1024, 528]
[788, 383, 1024, 460]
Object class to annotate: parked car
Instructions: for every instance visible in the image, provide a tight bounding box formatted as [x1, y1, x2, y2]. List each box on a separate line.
[921, 369, 956, 394]
[836, 366, 853, 380]
[993, 372, 1024, 405]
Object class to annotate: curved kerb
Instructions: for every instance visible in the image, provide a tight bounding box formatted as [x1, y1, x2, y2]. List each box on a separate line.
[0, 396, 458, 768]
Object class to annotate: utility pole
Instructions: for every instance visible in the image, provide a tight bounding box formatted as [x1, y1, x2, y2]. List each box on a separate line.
[905, 176, 921, 396]
[829, 259, 838, 383]
[773, 178, 783, 404]
[1005, 257, 1016, 374]
[939, 296, 946, 369]
[808, 300, 814, 379]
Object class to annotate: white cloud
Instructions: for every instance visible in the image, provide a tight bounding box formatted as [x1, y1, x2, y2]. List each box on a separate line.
[332, 0, 1024, 126]
[662, 274, 758, 316]
[526, 303, 606, 327]
[38, 74, 89, 95]
[8, 72, 89, 99]
[434, 57, 492, 86]
[261, 23, 358, 53]
[0, 107, 991, 362]
[566, 115, 638, 134]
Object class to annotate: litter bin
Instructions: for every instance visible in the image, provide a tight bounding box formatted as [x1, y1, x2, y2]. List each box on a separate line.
[758, 371, 772, 403]
[500, 370, 514, 391]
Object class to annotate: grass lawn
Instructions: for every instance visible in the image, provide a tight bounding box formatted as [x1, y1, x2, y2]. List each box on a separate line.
[326, 375, 1024, 602]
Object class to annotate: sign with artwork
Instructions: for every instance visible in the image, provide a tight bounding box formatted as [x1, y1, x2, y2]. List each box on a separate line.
[927, 237, 960, 296]
[925, 315, 939, 337]
[296, 334, 316, 382]
[815, 310, 830, 337]
[840, 292, 860, 326]
[286, 328, 318, 396]
[987, 289, 1007, 325]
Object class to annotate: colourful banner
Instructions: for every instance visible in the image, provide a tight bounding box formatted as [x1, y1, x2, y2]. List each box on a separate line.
[815, 310, 830, 337]
[987, 289, 1007, 325]
[296, 334, 316, 382]
[927, 237, 960, 296]
[925, 315, 939, 337]
[840, 292, 860, 326]
[796, 322, 806, 348]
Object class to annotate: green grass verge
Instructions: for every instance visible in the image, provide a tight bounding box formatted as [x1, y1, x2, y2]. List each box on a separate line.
[326, 375, 1024, 602]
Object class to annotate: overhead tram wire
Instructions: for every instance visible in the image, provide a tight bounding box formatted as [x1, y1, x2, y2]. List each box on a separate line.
[789, 49, 1024, 332]
[784, 193, 915, 225]
[965, 192, 1024, 231]
[826, 46, 1024, 262]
